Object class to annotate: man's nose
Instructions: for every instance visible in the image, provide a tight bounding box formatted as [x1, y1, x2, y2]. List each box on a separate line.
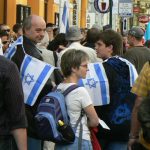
[41, 30, 45, 36]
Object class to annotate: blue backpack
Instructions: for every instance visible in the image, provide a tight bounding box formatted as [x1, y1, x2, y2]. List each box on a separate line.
[35, 84, 82, 144]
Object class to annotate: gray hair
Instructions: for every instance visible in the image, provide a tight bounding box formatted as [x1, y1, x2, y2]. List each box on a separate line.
[22, 15, 32, 33]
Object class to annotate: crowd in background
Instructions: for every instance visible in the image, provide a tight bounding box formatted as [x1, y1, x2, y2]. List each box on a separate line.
[1, 15, 150, 150]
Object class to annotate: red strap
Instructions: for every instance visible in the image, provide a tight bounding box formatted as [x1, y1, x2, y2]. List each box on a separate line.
[90, 127, 101, 150]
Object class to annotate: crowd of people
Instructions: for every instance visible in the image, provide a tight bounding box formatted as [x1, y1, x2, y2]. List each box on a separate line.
[1, 14, 150, 150]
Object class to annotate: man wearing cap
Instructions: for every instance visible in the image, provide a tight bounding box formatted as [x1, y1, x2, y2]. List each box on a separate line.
[123, 26, 150, 74]
[57, 26, 102, 67]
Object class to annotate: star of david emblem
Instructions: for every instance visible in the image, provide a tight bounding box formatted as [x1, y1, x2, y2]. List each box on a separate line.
[24, 73, 34, 85]
[85, 78, 98, 88]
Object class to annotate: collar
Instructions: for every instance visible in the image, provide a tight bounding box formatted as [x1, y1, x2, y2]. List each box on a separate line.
[23, 36, 36, 47]
[68, 42, 81, 48]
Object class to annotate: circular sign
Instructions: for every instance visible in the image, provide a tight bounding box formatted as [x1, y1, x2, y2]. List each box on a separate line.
[94, 0, 110, 13]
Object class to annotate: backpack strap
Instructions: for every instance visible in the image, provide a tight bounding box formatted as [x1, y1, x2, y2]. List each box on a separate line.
[53, 51, 58, 67]
[75, 110, 84, 150]
[78, 122, 83, 150]
[63, 84, 83, 149]
[63, 84, 79, 96]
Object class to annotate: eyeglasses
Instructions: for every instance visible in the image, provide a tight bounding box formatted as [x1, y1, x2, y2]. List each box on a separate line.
[2, 41, 9, 44]
[2, 29, 10, 32]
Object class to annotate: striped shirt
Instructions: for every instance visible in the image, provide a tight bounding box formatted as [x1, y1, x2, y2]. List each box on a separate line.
[0, 56, 27, 136]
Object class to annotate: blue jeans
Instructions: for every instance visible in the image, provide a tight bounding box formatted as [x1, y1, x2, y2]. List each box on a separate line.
[27, 137, 41, 150]
[107, 141, 127, 150]
[55, 137, 93, 150]
[0, 135, 17, 150]
[102, 141, 127, 150]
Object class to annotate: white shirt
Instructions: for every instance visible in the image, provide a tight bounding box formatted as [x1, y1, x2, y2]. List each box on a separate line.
[57, 83, 93, 141]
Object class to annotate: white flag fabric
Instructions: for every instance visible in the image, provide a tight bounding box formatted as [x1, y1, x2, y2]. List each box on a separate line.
[111, 56, 138, 87]
[20, 54, 55, 106]
[4, 36, 23, 59]
[78, 63, 110, 106]
[0, 38, 3, 55]
[60, 0, 69, 33]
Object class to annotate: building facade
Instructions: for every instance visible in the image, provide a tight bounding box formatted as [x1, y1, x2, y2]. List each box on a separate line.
[133, 0, 150, 28]
[0, 0, 88, 29]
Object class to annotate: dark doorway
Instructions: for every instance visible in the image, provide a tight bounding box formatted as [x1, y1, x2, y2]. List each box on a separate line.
[44, 0, 48, 23]
[4, 0, 7, 24]
[16, 4, 31, 24]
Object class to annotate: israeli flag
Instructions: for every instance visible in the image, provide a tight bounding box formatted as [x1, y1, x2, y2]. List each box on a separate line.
[20, 54, 55, 106]
[4, 36, 23, 59]
[78, 63, 110, 106]
[114, 56, 138, 87]
[60, 0, 69, 33]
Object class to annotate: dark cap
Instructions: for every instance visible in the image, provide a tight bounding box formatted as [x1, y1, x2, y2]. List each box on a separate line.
[128, 27, 144, 38]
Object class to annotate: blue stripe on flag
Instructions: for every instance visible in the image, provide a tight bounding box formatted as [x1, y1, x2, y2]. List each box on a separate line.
[66, 18, 69, 33]
[26, 65, 51, 105]
[7, 47, 16, 59]
[78, 78, 84, 86]
[94, 64, 108, 105]
[17, 36, 23, 44]
[21, 56, 32, 81]
[62, 2, 67, 25]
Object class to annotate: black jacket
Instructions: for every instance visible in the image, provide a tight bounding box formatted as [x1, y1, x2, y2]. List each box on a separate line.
[95, 57, 136, 142]
[12, 36, 53, 138]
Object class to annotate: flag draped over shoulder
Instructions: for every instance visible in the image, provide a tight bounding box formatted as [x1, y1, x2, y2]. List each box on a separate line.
[78, 63, 110, 106]
[114, 56, 138, 86]
[20, 54, 55, 106]
[144, 21, 150, 41]
[4, 36, 23, 59]
[60, 0, 69, 33]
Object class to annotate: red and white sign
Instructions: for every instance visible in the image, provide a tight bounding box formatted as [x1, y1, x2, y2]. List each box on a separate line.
[138, 15, 149, 23]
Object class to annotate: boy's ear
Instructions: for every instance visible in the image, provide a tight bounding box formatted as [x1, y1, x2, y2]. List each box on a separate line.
[72, 67, 77, 73]
[108, 44, 113, 51]
[108, 45, 113, 54]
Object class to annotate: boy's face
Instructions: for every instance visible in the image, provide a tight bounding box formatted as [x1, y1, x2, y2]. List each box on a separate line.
[95, 40, 113, 60]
